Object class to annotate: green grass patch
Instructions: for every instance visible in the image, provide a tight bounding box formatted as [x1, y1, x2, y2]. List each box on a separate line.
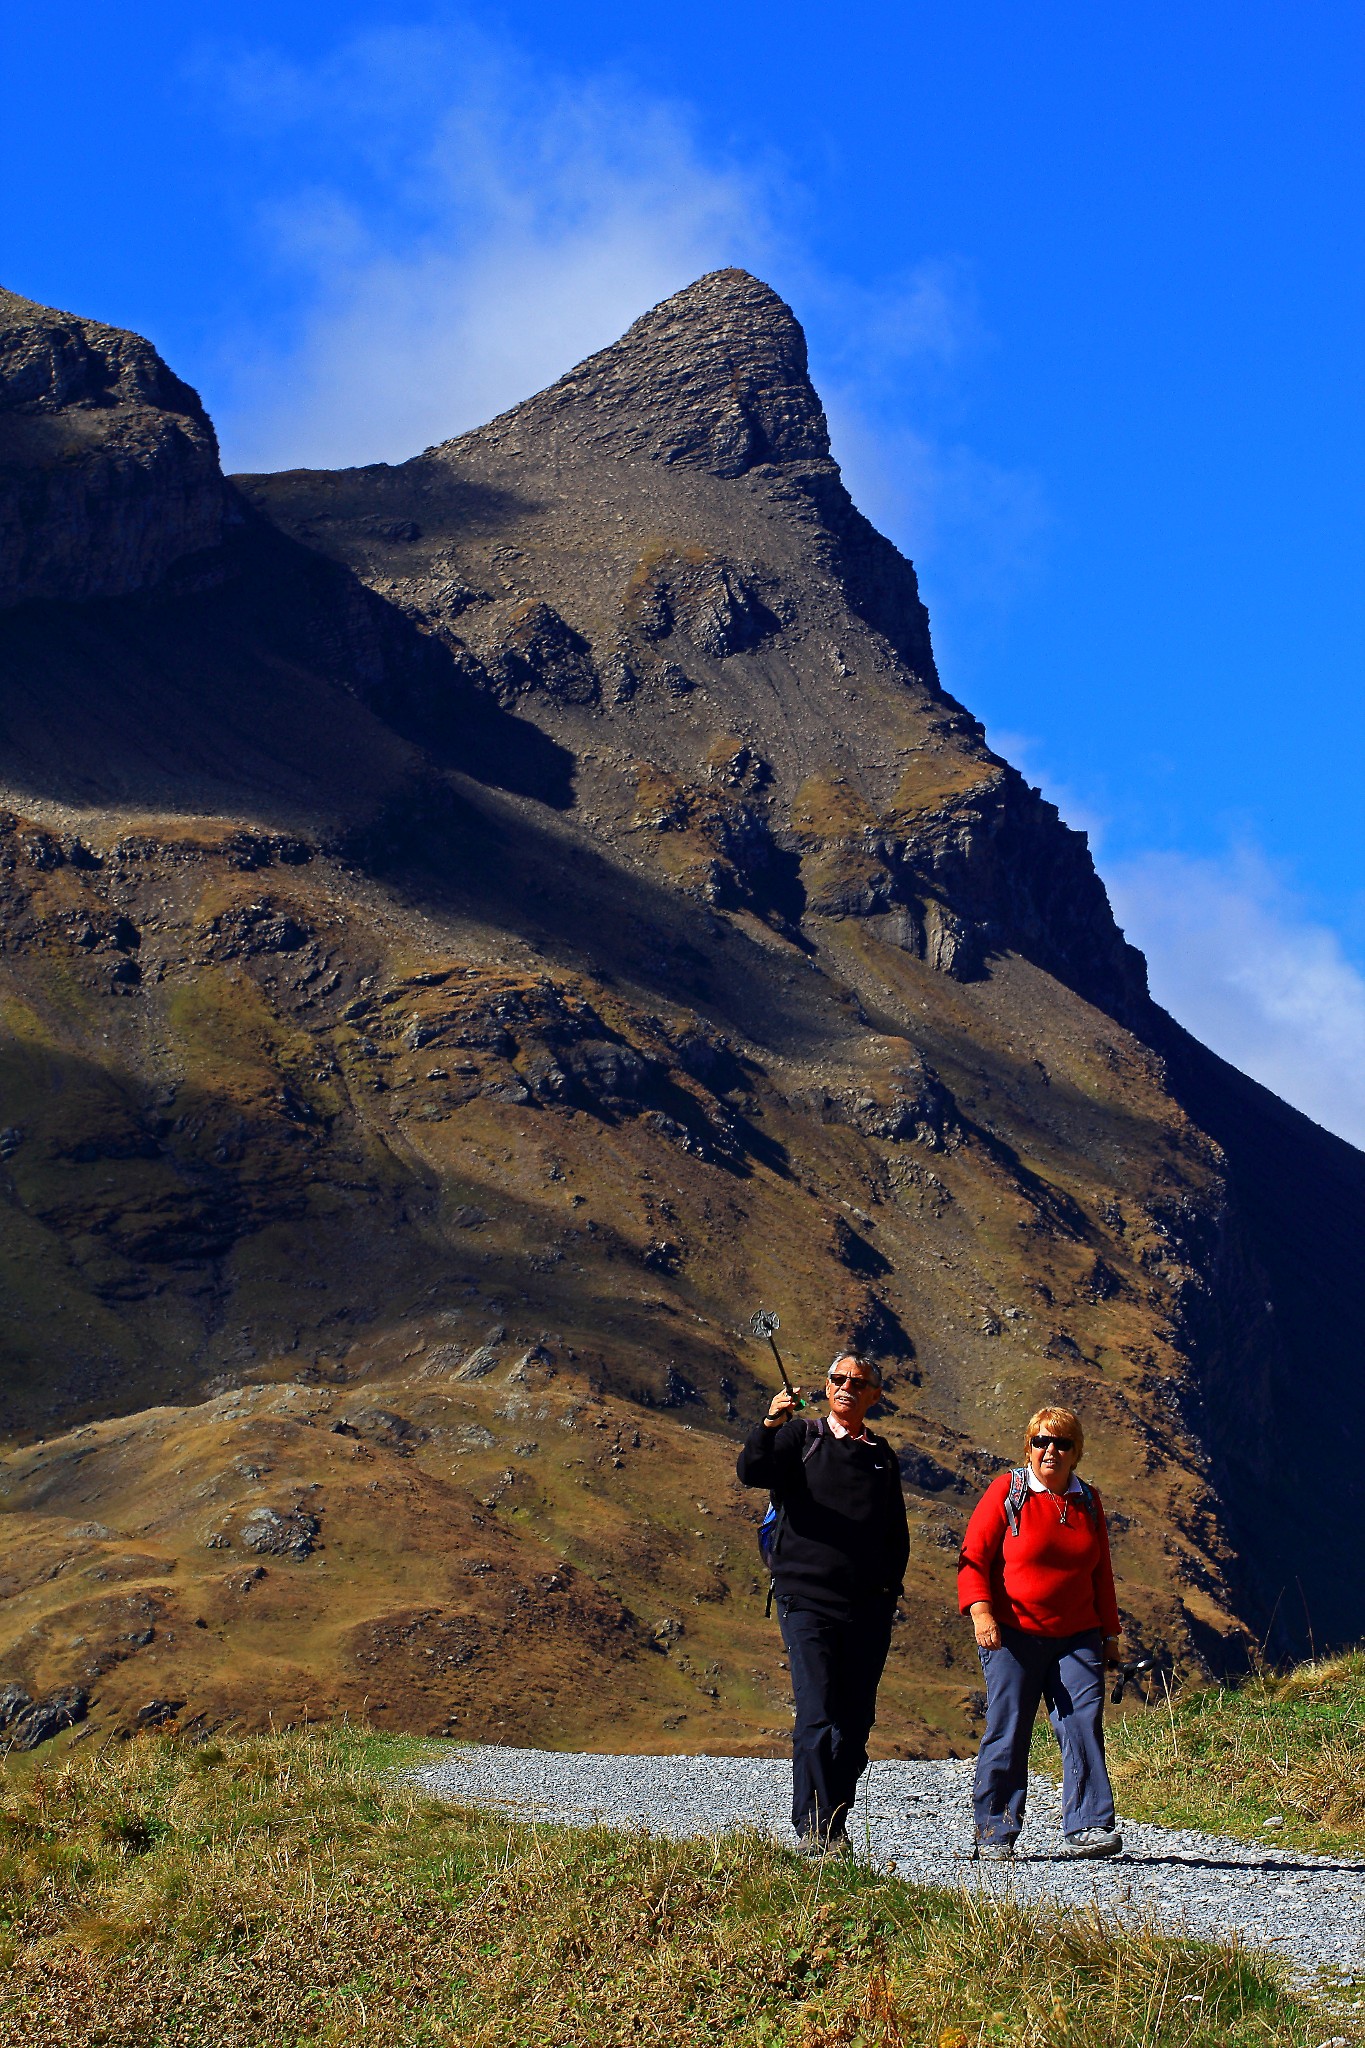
[1031, 1650, 1365, 1857]
[0, 1725, 1337, 2046]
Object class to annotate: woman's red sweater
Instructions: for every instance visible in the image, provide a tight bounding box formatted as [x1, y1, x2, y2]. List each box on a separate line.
[957, 1472, 1121, 1638]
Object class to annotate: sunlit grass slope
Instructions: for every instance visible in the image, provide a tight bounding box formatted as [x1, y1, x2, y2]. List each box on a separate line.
[1094, 1651, 1365, 1858]
[0, 1726, 1332, 2047]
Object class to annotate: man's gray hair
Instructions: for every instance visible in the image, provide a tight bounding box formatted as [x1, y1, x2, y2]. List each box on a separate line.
[828, 1352, 882, 1385]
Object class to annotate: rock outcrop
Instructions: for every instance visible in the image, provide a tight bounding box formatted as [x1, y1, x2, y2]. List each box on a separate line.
[0, 286, 229, 606]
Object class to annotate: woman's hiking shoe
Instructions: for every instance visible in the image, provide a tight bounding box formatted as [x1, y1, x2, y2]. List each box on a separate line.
[973, 1839, 1015, 1861]
[1060, 1827, 1123, 1859]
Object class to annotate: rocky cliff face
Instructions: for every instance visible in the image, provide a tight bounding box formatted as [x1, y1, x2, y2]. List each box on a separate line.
[245, 270, 1148, 1022]
[0, 270, 1360, 1752]
[0, 288, 229, 606]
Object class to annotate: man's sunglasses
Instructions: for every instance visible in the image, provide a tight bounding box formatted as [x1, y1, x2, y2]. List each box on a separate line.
[1031, 1434, 1075, 1452]
[827, 1372, 875, 1392]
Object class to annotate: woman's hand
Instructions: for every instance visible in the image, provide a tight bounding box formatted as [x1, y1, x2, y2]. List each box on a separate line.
[764, 1389, 803, 1429]
[971, 1602, 1001, 1651]
[1103, 1635, 1123, 1668]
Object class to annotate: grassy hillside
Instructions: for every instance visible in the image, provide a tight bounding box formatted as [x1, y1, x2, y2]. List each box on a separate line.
[0, 797, 1256, 1753]
[1094, 1652, 1365, 1858]
[0, 1725, 1330, 2048]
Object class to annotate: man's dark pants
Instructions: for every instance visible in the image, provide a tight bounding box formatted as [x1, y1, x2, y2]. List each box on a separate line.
[777, 1596, 895, 1840]
[974, 1624, 1115, 1844]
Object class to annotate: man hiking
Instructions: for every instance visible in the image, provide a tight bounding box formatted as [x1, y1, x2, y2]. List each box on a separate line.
[737, 1353, 908, 1855]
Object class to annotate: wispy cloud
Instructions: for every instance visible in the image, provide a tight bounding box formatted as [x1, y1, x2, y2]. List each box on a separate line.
[810, 260, 1051, 617]
[1108, 848, 1365, 1150]
[826, 403, 1052, 613]
[208, 26, 777, 471]
[202, 17, 1048, 622]
[967, 731, 1365, 1152]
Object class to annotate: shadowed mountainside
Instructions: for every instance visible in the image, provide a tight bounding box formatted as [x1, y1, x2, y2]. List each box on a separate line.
[0, 270, 1361, 1753]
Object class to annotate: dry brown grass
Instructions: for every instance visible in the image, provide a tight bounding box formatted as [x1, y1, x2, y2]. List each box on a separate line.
[0, 1726, 1336, 2047]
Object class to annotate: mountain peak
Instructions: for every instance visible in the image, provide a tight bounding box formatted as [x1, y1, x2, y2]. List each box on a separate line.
[454, 268, 832, 479]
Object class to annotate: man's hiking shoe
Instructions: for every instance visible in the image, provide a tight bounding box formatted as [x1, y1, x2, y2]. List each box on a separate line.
[973, 1839, 1015, 1861]
[1059, 1827, 1123, 1859]
[793, 1832, 851, 1860]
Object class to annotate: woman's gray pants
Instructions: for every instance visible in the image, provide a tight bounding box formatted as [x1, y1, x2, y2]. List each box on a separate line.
[974, 1625, 1116, 1844]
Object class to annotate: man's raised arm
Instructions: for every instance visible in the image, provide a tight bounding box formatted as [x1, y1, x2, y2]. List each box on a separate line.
[736, 1387, 805, 1486]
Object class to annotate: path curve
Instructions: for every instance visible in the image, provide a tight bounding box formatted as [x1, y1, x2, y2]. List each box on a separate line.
[414, 1747, 1365, 1982]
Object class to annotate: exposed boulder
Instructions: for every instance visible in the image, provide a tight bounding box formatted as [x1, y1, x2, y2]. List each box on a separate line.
[238, 1507, 320, 1559]
[0, 1682, 32, 1730]
[562, 1039, 659, 1110]
[491, 601, 599, 705]
[623, 548, 777, 660]
[4, 1684, 89, 1751]
[811, 1059, 962, 1153]
[332, 1407, 428, 1452]
[898, 1448, 968, 1495]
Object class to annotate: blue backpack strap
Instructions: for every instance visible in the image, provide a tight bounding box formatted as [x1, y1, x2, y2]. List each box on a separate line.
[1074, 1475, 1098, 1525]
[1003, 1467, 1029, 1537]
[759, 1418, 826, 1606]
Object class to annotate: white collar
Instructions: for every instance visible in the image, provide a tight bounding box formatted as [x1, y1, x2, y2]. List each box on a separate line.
[1025, 1466, 1083, 1495]
[827, 1414, 871, 1443]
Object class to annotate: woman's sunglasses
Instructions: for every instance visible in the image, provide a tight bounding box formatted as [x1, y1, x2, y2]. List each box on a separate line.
[1031, 1434, 1075, 1452]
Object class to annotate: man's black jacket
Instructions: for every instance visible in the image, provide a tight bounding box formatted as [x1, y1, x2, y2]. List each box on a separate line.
[737, 1416, 909, 1619]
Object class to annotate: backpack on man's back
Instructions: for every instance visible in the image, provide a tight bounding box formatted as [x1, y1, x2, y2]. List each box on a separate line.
[757, 1417, 827, 1612]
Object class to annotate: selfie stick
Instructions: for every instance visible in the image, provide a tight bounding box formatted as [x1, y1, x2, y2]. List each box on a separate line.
[749, 1309, 807, 1409]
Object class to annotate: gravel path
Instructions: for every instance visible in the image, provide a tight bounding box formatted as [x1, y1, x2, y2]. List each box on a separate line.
[414, 1746, 1365, 1984]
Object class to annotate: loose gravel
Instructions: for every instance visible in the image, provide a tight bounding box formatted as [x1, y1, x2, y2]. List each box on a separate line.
[414, 1746, 1365, 1984]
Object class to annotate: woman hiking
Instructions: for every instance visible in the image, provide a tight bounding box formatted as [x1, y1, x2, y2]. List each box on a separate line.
[957, 1405, 1124, 1860]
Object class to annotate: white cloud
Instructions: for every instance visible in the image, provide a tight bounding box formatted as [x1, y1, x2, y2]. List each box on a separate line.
[956, 730, 1365, 1153]
[209, 28, 778, 471]
[817, 258, 984, 387]
[203, 12, 1047, 636]
[1107, 848, 1365, 1150]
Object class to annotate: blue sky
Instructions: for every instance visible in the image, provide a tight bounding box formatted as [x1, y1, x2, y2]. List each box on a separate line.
[5, 3, 1363, 1141]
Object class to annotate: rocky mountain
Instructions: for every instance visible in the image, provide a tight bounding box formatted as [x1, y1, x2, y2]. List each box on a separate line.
[1, 270, 1361, 1753]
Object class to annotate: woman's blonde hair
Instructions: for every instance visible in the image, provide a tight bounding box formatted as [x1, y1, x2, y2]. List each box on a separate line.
[1024, 1406, 1084, 1462]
